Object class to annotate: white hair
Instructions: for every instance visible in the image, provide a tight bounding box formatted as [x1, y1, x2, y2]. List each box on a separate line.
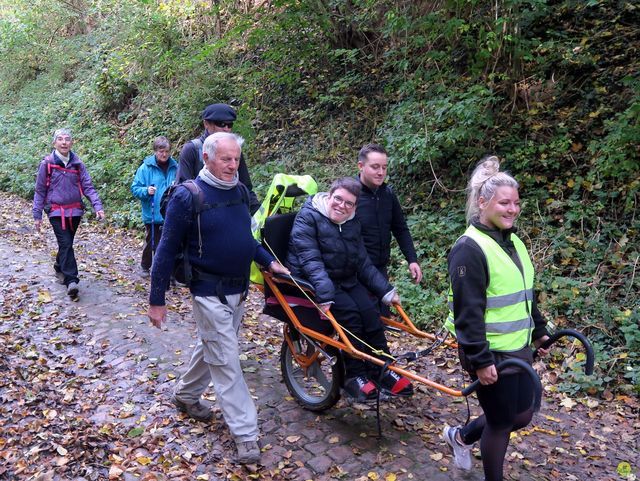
[52, 128, 72, 142]
[202, 132, 244, 158]
[465, 155, 519, 224]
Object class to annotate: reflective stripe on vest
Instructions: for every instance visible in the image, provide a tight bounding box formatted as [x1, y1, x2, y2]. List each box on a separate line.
[444, 225, 535, 352]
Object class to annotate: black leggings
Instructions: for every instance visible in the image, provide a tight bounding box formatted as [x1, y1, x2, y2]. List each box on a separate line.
[460, 371, 535, 481]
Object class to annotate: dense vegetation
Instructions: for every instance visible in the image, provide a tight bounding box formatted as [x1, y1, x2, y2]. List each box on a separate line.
[0, 0, 637, 394]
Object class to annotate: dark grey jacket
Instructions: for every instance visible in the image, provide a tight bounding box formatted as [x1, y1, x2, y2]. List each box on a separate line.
[286, 195, 393, 304]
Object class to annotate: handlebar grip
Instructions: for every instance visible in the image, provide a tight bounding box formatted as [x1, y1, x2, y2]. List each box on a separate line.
[461, 358, 542, 411]
[534, 329, 594, 375]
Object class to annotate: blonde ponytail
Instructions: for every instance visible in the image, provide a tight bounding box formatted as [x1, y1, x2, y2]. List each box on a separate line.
[465, 155, 519, 224]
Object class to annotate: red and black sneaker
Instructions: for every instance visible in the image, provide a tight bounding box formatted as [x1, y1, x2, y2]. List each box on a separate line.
[343, 376, 378, 401]
[376, 370, 414, 397]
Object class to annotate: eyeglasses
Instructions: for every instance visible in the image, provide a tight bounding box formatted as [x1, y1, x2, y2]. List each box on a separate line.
[213, 121, 234, 129]
[331, 194, 355, 209]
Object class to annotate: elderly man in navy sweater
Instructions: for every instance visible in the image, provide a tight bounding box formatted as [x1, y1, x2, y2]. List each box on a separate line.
[148, 132, 289, 465]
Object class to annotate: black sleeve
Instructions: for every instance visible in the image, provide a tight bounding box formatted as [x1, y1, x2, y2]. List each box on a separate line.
[531, 295, 550, 341]
[448, 237, 494, 371]
[176, 141, 198, 183]
[238, 153, 260, 215]
[389, 190, 418, 264]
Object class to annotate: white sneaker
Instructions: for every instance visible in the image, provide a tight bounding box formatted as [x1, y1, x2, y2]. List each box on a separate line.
[443, 425, 472, 470]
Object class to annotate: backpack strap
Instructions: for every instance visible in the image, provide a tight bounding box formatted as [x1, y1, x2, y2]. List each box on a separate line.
[181, 180, 204, 214]
[191, 138, 204, 173]
[45, 154, 83, 197]
[238, 182, 250, 211]
[176, 180, 250, 294]
[180, 180, 204, 258]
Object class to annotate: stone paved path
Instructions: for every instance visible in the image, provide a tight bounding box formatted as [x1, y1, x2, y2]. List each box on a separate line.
[1, 191, 636, 481]
[2, 243, 480, 480]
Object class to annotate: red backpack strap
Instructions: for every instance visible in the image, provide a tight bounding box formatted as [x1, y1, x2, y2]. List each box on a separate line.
[45, 155, 83, 197]
[76, 166, 83, 197]
[45, 156, 54, 188]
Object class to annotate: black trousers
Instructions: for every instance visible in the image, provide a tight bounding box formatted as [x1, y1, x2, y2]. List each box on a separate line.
[141, 223, 162, 270]
[329, 282, 389, 379]
[50, 216, 82, 286]
[375, 265, 391, 317]
[461, 371, 535, 438]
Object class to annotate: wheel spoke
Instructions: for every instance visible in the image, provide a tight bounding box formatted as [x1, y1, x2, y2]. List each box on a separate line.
[281, 336, 342, 411]
[307, 361, 330, 389]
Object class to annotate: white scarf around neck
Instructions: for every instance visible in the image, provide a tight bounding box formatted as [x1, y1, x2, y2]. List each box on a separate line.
[55, 149, 70, 166]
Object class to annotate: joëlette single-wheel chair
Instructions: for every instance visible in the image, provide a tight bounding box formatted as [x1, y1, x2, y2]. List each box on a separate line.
[253, 177, 595, 419]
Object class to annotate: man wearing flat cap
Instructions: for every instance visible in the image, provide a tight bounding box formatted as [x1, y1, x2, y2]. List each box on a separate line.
[176, 103, 259, 213]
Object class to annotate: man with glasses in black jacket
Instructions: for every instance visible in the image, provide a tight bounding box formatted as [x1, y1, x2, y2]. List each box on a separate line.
[176, 103, 259, 214]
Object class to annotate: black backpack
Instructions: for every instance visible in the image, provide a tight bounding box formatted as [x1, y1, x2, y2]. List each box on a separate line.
[161, 180, 250, 286]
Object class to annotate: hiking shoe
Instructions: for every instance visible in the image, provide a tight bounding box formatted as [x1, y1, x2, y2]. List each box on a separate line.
[376, 370, 414, 397]
[343, 376, 378, 401]
[66, 282, 79, 297]
[235, 440, 260, 464]
[443, 425, 472, 470]
[171, 395, 213, 422]
[139, 267, 150, 278]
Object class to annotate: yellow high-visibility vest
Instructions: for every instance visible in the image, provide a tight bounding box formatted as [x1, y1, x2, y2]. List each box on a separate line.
[250, 173, 317, 284]
[445, 225, 535, 352]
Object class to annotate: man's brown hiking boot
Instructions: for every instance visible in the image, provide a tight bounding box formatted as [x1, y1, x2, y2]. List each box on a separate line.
[171, 395, 213, 422]
[235, 440, 260, 464]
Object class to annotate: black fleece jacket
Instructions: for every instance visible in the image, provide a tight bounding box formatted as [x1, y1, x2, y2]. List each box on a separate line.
[448, 221, 550, 372]
[355, 179, 418, 270]
[286, 197, 393, 304]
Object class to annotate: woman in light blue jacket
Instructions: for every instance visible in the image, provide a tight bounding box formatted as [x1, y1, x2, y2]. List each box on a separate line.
[131, 136, 178, 275]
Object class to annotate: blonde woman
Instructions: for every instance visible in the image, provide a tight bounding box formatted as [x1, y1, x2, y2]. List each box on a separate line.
[443, 156, 550, 481]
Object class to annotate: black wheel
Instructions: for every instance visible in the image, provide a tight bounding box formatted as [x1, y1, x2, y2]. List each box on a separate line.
[280, 331, 343, 411]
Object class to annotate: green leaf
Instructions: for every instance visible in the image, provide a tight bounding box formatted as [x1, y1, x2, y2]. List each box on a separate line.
[617, 461, 632, 477]
[127, 427, 144, 438]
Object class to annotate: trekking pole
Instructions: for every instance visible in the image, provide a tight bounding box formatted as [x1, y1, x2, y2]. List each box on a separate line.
[150, 184, 156, 264]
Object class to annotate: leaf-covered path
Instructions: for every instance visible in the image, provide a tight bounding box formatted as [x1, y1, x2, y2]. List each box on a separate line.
[0, 191, 637, 481]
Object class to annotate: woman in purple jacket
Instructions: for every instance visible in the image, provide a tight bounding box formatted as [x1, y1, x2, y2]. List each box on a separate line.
[33, 128, 105, 297]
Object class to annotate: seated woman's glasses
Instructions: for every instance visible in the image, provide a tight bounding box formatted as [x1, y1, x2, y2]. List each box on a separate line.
[332, 194, 355, 209]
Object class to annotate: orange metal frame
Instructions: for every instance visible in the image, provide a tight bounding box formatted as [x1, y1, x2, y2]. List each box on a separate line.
[263, 271, 466, 397]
